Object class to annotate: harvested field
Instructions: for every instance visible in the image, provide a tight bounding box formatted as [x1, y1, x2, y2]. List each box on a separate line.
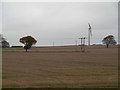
[2, 45, 118, 88]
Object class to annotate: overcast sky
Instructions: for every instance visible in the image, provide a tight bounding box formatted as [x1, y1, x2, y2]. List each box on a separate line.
[1, 2, 118, 46]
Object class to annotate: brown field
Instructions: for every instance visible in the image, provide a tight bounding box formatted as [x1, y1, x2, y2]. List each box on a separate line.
[2, 45, 118, 88]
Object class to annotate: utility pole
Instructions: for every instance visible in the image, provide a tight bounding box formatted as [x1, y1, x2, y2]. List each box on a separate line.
[81, 38, 83, 50]
[83, 37, 87, 52]
[79, 37, 87, 52]
[78, 38, 82, 50]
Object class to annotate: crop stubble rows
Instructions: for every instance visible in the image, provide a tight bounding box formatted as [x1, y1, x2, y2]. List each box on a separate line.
[2, 46, 118, 88]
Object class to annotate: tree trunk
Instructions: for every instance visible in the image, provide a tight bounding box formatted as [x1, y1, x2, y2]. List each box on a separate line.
[106, 44, 109, 48]
[26, 49, 27, 52]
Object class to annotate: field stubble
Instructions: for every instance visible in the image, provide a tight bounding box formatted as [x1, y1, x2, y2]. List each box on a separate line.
[2, 45, 118, 88]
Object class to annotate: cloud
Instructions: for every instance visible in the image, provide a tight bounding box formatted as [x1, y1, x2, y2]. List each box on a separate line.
[2, 2, 118, 46]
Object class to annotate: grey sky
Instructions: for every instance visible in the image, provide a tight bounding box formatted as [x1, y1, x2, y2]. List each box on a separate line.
[2, 2, 118, 46]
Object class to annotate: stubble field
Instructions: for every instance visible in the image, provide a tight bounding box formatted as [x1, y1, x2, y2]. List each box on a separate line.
[2, 45, 118, 88]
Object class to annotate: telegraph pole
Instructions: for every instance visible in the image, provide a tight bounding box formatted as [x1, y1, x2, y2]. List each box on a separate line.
[78, 38, 83, 50]
[79, 37, 87, 52]
[80, 38, 83, 50]
[83, 37, 87, 52]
